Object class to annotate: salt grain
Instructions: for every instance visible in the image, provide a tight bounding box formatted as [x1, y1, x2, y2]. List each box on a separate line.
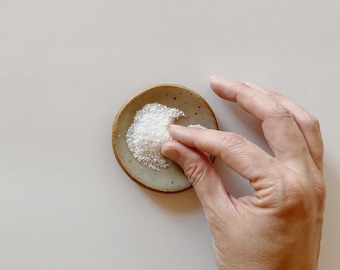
[126, 103, 185, 171]
[188, 124, 207, 129]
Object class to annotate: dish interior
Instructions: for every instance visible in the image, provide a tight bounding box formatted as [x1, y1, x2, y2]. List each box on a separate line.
[112, 84, 218, 193]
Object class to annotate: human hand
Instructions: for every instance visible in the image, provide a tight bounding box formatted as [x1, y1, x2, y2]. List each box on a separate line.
[161, 77, 326, 270]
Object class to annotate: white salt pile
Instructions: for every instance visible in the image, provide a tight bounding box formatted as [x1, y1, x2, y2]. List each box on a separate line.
[126, 103, 185, 171]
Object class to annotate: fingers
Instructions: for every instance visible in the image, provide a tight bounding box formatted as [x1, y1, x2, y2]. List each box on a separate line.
[166, 125, 282, 199]
[210, 76, 319, 173]
[245, 82, 323, 171]
[161, 140, 233, 210]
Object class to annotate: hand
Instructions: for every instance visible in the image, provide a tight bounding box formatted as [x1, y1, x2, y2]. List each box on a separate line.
[161, 77, 326, 270]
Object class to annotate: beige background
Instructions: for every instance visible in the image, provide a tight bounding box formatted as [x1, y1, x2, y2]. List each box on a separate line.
[1, 0, 339, 269]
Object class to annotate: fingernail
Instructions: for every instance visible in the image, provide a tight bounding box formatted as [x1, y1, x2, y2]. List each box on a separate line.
[169, 124, 182, 131]
[210, 75, 221, 83]
[168, 124, 177, 133]
[168, 124, 187, 135]
[210, 76, 228, 86]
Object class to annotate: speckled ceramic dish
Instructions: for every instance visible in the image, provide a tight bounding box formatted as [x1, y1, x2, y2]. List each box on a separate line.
[112, 84, 218, 193]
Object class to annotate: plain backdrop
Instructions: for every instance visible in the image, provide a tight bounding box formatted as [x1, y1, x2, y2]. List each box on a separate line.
[1, 1, 339, 269]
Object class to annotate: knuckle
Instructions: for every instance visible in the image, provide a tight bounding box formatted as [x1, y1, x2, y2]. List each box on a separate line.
[267, 90, 283, 99]
[183, 159, 207, 186]
[271, 105, 293, 119]
[275, 171, 326, 220]
[275, 180, 311, 219]
[313, 174, 326, 210]
[289, 181, 310, 210]
[234, 81, 248, 89]
[300, 114, 321, 133]
[220, 132, 246, 148]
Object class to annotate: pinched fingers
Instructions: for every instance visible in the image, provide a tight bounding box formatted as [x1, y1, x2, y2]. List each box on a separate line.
[161, 140, 232, 209]
[166, 125, 285, 203]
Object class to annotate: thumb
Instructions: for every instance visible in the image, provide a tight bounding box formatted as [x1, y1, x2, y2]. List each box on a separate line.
[161, 140, 233, 210]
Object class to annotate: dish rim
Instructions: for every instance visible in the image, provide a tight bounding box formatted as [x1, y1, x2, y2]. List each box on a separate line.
[112, 83, 218, 193]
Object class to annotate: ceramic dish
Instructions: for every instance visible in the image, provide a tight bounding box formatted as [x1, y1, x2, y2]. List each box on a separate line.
[112, 84, 218, 193]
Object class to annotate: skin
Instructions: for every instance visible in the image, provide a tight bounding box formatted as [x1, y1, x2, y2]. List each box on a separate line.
[161, 76, 326, 270]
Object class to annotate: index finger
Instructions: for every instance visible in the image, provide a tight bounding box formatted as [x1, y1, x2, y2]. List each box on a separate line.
[167, 125, 281, 188]
[209, 76, 314, 173]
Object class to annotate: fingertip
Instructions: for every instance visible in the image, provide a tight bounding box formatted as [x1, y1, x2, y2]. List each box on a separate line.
[209, 76, 235, 100]
[161, 140, 175, 157]
[209, 75, 224, 90]
[210, 75, 224, 82]
[167, 124, 190, 139]
[161, 140, 186, 164]
[163, 135, 232, 208]
[209, 75, 219, 83]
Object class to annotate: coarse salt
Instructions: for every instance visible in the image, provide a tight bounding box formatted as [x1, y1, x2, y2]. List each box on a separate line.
[126, 103, 185, 171]
[187, 124, 207, 129]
